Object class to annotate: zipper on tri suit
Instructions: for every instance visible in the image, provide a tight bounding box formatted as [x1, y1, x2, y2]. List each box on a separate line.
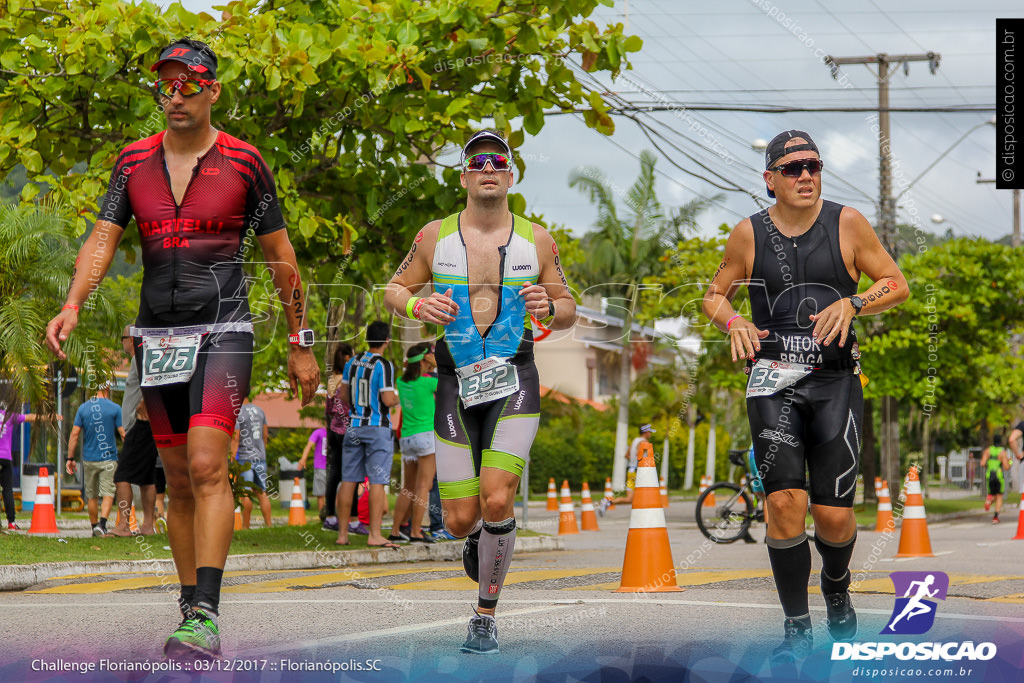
[487, 244, 508, 346]
[162, 157, 200, 312]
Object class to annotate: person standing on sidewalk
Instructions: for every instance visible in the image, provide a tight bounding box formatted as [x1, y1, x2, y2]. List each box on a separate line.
[598, 423, 654, 512]
[298, 425, 329, 515]
[702, 130, 908, 663]
[67, 385, 124, 536]
[0, 402, 53, 531]
[322, 343, 354, 532]
[109, 328, 159, 537]
[232, 397, 272, 529]
[388, 343, 439, 543]
[334, 321, 399, 549]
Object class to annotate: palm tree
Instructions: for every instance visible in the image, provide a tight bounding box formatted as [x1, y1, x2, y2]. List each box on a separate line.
[569, 151, 717, 489]
[0, 199, 120, 409]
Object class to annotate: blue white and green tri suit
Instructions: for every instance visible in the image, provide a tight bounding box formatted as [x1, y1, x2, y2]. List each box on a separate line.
[431, 212, 543, 502]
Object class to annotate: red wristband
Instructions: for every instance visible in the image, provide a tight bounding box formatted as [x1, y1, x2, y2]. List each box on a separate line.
[62, 304, 79, 312]
[412, 298, 424, 320]
[726, 314, 742, 330]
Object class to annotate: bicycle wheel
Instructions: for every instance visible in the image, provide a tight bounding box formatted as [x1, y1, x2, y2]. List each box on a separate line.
[695, 482, 754, 544]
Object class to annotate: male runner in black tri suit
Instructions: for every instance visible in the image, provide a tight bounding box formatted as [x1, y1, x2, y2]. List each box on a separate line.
[46, 38, 319, 659]
[703, 130, 908, 662]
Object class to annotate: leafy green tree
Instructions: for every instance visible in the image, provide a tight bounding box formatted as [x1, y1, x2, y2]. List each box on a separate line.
[0, 200, 121, 407]
[1, 0, 640, 396]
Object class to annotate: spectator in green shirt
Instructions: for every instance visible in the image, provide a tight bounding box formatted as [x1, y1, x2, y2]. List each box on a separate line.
[388, 343, 438, 543]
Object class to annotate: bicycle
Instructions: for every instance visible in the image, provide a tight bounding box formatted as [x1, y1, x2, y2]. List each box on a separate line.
[695, 447, 765, 544]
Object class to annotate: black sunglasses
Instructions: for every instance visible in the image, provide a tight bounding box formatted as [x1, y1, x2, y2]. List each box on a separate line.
[771, 159, 824, 177]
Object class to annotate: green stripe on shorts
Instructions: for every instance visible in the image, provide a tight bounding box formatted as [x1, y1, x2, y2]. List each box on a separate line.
[439, 476, 480, 500]
[481, 449, 526, 477]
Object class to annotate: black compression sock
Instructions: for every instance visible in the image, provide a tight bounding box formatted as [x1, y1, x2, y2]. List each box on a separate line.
[193, 567, 224, 615]
[766, 532, 811, 618]
[179, 585, 196, 615]
[99, 517, 108, 531]
[814, 532, 856, 595]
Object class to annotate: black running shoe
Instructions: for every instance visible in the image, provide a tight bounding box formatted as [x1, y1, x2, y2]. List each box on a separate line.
[460, 612, 498, 655]
[463, 529, 482, 582]
[824, 592, 858, 641]
[771, 616, 813, 663]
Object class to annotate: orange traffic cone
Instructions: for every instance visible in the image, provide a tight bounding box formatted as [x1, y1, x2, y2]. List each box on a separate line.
[234, 506, 243, 531]
[580, 482, 600, 531]
[546, 478, 559, 511]
[894, 466, 933, 557]
[28, 467, 59, 534]
[660, 476, 669, 508]
[604, 478, 616, 510]
[288, 477, 306, 526]
[558, 480, 579, 535]
[700, 474, 716, 507]
[616, 443, 682, 593]
[1012, 492, 1024, 540]
[875, 479, 894, 532]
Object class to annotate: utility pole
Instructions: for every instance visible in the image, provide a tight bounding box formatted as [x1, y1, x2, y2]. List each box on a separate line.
[977, 176, 1021, 247]
[826, 53, 941, 255]
[825, 52, 940, 501]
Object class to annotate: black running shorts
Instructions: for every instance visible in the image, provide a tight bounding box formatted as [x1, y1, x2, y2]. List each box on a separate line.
[434, 359, 541, 500]
[746, 370, 863, 507]
[134, 332, 253, 448]
[113, 419, 159, 486]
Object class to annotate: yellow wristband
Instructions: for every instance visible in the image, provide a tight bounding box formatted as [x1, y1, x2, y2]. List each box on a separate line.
[406, 297, 423, 320]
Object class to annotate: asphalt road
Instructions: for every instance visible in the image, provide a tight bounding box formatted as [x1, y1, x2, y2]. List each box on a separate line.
[0, 501, 1022, 682]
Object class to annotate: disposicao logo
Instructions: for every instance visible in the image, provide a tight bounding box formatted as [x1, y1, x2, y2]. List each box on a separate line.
[832, 571, 997, 663]
[882, 571, 948, 635]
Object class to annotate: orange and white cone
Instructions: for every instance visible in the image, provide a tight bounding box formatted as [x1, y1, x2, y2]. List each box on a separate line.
[288, 477, 306, 526]
[604, 478, 616, 510]
[700, 474, 716, 507]
[875, 479, 894, 532]
[660, 476, 669, 508]
[234, 506, 243, 531]
[616, 443, 682, 592]
[558, 480, 579, 535]
[894, 466, 933, 557]
[1012, 492, 1024, 540]
[28, 467, 59, 534]
[580, 482, 600, 531]
[547, 478, 559, 511]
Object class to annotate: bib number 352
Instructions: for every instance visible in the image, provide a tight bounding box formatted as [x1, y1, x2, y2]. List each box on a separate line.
[456, 357, 520, 408]
[141, 334, 202, 387]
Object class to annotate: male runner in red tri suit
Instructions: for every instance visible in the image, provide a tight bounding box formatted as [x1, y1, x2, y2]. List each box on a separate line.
[46, 38, 319, 659]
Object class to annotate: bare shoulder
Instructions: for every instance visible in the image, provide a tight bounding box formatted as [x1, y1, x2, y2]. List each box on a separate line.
[839, 205, 875, 238]
[532, 223, 558, 253]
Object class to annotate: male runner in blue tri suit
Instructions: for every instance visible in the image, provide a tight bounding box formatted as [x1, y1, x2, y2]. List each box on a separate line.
[703, 130, 908, 663]
[45, 38, 319, 659]
[385, 130, 575, 654]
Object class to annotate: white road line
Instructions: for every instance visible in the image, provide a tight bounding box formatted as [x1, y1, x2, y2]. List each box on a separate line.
[235, 604, 576, 656]
[976, 541, 1017, 547]
[5, 596, 1022, 626]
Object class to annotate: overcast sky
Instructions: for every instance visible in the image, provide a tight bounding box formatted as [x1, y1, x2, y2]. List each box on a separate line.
[161, 0, 1008, 241]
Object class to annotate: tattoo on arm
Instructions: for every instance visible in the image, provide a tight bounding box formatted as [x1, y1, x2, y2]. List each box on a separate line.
[393, 234, 420, 279]
[860, 278, 900, 307]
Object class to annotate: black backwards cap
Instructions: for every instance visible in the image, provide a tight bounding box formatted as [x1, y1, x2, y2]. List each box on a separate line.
[764, 130, 819, 198]
[460, 130, 513, 168]
[151, 42, 218, 79]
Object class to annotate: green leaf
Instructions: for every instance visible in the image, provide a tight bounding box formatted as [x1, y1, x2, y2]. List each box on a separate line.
[395, 20, 420, 46]
[445, 97, 471, 116]
[22, 148, 42, 173]
[622, 35, 643, 53]
[266, 67, 282, 91]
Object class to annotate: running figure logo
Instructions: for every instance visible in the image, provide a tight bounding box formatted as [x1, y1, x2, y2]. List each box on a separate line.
[882, 571, 949, 635]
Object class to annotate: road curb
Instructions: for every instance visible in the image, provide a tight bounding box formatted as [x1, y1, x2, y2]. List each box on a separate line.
[0, 535, 563, 592]
[856, 507, 992, 530]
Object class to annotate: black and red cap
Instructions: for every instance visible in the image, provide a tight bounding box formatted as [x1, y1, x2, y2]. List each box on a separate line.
[150, 43, 218, 79]
[764, 130, 819, 198]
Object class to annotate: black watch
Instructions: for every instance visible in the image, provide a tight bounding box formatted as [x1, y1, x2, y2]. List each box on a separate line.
[849, 295, 864, 315]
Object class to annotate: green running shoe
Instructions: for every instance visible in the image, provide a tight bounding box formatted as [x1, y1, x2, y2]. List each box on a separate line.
[164, 607, 221, 660]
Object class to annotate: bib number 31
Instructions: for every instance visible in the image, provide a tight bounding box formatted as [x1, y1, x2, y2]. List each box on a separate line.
[456, 357, 520, 408]
[141, 334, 202, 387]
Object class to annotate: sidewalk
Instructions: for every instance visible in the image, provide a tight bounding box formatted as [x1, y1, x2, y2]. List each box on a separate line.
[0, 534, 563, 591]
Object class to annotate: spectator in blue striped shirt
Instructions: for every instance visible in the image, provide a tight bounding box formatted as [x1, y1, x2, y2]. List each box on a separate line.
[335, 321, 399, 548]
